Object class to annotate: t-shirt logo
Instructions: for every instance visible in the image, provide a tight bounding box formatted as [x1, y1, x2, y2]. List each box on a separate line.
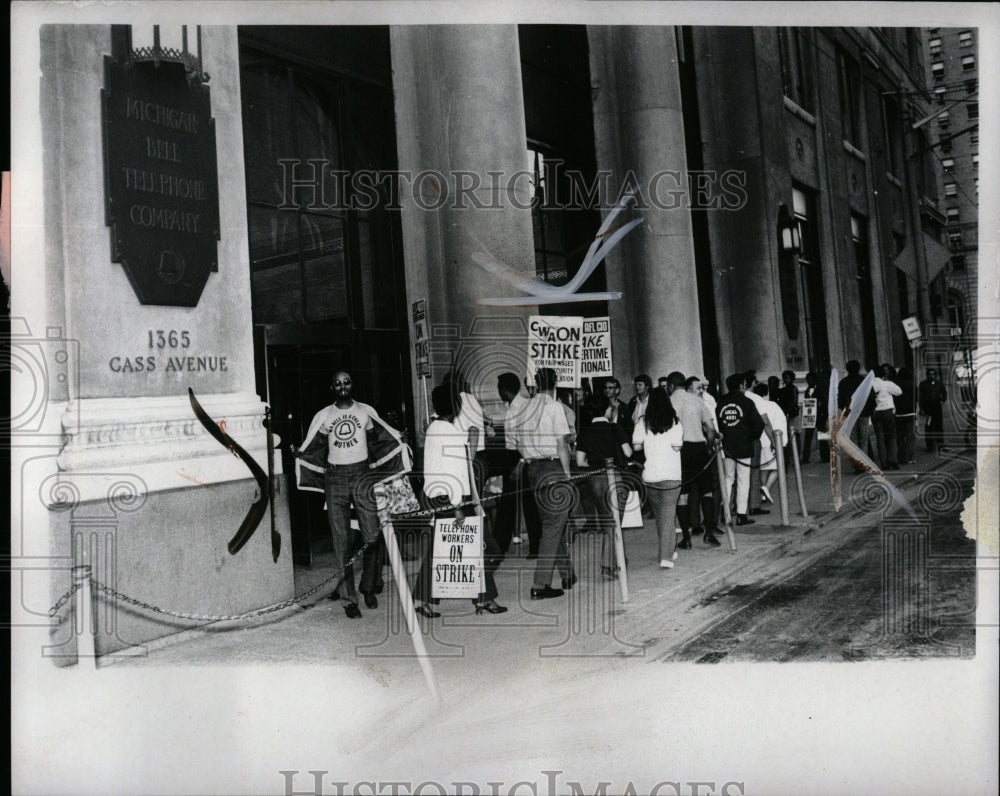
[331, 415, 362, 448]
[719, 403, 744, 427]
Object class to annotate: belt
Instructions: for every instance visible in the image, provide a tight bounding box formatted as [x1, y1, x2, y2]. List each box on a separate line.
[525, 456, 559, 462]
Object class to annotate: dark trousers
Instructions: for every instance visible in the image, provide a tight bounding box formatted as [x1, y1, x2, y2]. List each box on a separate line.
[527, 460, 575, 588]
[324, 461, 381, 604]
[489, 450, 541, 555]
[872, 409, 898, 467]
[924, 405, 944, 450]
[680, 441, 716, 531]
[799, 428, 830, 463]
[895, 414, 916, 464]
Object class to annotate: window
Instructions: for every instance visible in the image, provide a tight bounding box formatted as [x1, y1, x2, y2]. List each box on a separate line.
[972, 153, 978, 171]
[944, 182, 957, 197]
[946, 207, 960, 221]
[949, 231, 963, 249]
[837, 49, 863, 147]
[941, 139, 953, 154]
[962, 55, 975, 71]
[951, 254, 966, 271]
[967, 102, 978, 121]
[240, 44, 402, 330]
[970, 130, 979, 146]
[942, 157, 955, 173]
[934, 86, 946, 104]
[959, 30, 973, 47]
[965, 78, 978, 94]
[882, 95, 904, 177]
[778, 28, 814, 113]
[937, 110, 950, 128]
[928, 37, 941, 55]
[932, 61, 945, 81]
[793, 186, 831, 372]
[851, 214, 878, 368]
[974, 177, 978, 194]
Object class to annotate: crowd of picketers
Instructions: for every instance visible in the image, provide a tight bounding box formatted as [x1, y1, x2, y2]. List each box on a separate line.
[300, 361, 951, 620]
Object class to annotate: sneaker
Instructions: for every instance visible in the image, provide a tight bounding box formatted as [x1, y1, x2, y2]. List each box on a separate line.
[659, 559, 674, 569]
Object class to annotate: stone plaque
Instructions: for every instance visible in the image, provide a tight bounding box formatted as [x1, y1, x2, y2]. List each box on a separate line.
[102, 57, 220, 307]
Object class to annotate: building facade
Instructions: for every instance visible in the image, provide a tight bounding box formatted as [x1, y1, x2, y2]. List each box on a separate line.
[923, 26, 979, 352]
[14, 23, 953, 655]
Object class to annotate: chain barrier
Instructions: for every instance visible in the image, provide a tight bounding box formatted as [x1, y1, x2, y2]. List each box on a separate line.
[44, 446, 778, 626]
[47, 535, 382, 626]
[47, 582, 83, 621]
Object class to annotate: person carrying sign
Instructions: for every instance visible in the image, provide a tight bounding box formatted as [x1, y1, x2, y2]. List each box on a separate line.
[799, 371, 828, 464]
[422, 382, 507, 616]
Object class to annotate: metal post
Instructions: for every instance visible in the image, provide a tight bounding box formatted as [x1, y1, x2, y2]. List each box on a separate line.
[714, 450, 737, 551]
[72, 565, 98, 670]
[380, 512, 440, 705]
[774, 430, 791, 526]
[790, 430, 809, 518]
[605, 462, 629, 603]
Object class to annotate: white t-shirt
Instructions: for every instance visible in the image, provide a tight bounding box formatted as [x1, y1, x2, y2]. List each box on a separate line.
[454, 391, 487, 453]
[632, 419, 684, 482]
[759, 398, 788, 448]
[311, 402, 375, 465]
[423, 418, 471, 504]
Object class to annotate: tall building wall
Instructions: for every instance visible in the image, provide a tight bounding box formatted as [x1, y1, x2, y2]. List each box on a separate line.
[923, 26, 979, 344]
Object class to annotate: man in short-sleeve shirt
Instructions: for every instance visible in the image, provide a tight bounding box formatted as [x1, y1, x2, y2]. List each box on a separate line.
[300, 370, 381, 618]
[666, 372, 720, 547]
[516, 367, 575, 598]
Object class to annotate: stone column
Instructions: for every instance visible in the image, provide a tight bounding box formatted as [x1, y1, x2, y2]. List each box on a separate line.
[392, 25, 537, 421]
[588, 26, 703, 382]
[17, 25, 293, 658]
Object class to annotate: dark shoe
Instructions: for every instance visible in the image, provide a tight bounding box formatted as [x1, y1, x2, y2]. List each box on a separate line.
[690, 525, 704, 536]
[749, 508, 770, 516]
[601, 565, 619, 580]
[735, 515, 755, 526]
[704, 530, 722, 546]
[328, 589, 340, 601]
[415, 604, 440, 619]
[678, 529, 692, 550]
[530, 586, 564, 600]
[344, 602, 362, 619]
[374, 582, 384, 595]
[475, 600, 508, 615]
[362, 591, 378, 609]
[562, 574, 578, 590]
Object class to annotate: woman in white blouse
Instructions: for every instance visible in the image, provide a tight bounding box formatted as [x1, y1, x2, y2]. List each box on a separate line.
[632, 388, 685, 568]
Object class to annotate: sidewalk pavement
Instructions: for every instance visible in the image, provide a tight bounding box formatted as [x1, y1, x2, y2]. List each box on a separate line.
[103, 445, 973, 674]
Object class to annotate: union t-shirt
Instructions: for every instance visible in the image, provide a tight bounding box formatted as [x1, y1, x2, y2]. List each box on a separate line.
[320, 404, 375, 465]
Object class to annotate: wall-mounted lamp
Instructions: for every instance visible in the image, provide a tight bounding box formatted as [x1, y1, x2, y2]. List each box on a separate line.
[128, 24, 209, 84]
[778, 204, 801, 254]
